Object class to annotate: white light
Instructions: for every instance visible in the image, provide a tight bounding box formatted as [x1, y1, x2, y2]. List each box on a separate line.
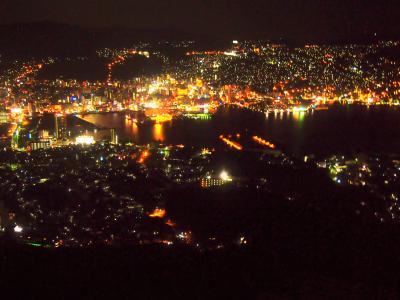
[220, 171, 232, 181]
[143, 101, 159, 108]
[14, 225, 23, 233]
[10, 107, 22, 114]
[223, 51, 238, 57]
[76, 135, 95, 145]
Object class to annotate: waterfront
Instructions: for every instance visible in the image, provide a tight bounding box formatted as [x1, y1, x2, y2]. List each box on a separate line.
[80, 104, 400, 157]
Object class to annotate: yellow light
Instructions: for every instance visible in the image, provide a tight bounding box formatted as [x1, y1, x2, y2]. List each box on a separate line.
[151, 114, 173, 124]
[153, 123, 165, 142]
[220, 171, 232, 181]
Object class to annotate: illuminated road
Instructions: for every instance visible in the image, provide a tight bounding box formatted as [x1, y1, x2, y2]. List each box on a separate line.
[16, 63, 43, 82]
[107, 50, 150, 83]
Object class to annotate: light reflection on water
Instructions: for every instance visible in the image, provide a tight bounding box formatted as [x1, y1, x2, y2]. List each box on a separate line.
[292, 111, 306, 124]
[80, 106, 400, 156]
[153, 123, 165, 142]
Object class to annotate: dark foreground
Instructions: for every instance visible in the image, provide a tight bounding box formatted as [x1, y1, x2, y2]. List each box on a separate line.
[1, 236, 399, 299]
[1, 144, 400, 298]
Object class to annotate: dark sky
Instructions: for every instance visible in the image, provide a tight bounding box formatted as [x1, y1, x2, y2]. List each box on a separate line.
[1, 0, 400, 40]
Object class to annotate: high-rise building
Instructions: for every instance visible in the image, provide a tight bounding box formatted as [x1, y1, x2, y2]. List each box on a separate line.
[54, 115, 59, 139]
[110, 128, 118, 144]
[54, 114, 67, 140]
[0, 111, 8, 124]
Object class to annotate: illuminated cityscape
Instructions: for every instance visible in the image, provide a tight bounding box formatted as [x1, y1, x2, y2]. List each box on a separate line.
[1, 0, 400, 298]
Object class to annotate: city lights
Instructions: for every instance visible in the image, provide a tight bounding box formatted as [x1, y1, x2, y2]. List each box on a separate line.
[1, 24, 400, 293]
[220, 171, 232, 181]
[219, 135, 243, 151]
[253, 136, 276, 149]
[149, 208, 167, 218]
[75, 135, 95, 145]
[14, 225, 23, 233]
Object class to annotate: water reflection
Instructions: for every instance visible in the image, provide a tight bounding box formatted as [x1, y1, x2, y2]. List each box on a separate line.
[131, 123, 139, 137]
[79, 106, 400, 156]
[153, 123, 165, 142]
[292, 111, 306, 124]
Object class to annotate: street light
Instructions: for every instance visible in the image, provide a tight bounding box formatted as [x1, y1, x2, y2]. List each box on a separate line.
[220, 170, 232, 181]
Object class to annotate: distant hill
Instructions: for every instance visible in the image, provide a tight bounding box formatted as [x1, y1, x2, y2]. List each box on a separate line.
[0, 22, 206, 59]
[0, 21, 398, 60]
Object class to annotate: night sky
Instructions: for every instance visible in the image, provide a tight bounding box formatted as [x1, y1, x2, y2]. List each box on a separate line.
[1, 0, 400, 40]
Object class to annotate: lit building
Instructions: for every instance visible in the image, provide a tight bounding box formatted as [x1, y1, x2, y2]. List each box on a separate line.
[54, 114, 67, 140]
[200, 178, 225, 188]
[29, 140, 51, 151]
[110, 128, 118, 144]
[76, 135, 95, 145]
[0, 111, 8, 124]
[200, 171, 233, 188]
[39, 130, 50, 139]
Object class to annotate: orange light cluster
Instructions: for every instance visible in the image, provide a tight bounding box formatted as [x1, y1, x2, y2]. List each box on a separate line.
[149, 208, 166, 218]
[54, 240, 64, 248]
[165, 219, 176, 227]
[138, 150, 150, 163]
[16, 63, 43, 82]
[253, 136, 275, 149]
[219, 135, 243, 151]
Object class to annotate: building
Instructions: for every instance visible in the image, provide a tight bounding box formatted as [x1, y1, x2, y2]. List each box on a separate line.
[29, 140, 51, 151]
[110, 128, 118, 144]
[200, 171, 233, 188]
[39, 130, 50, 139]
[76, 135, 95, 145]
[0, 111, 8, 124]
[200, 178, 226, 188]
[54, 114, 67, 140]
